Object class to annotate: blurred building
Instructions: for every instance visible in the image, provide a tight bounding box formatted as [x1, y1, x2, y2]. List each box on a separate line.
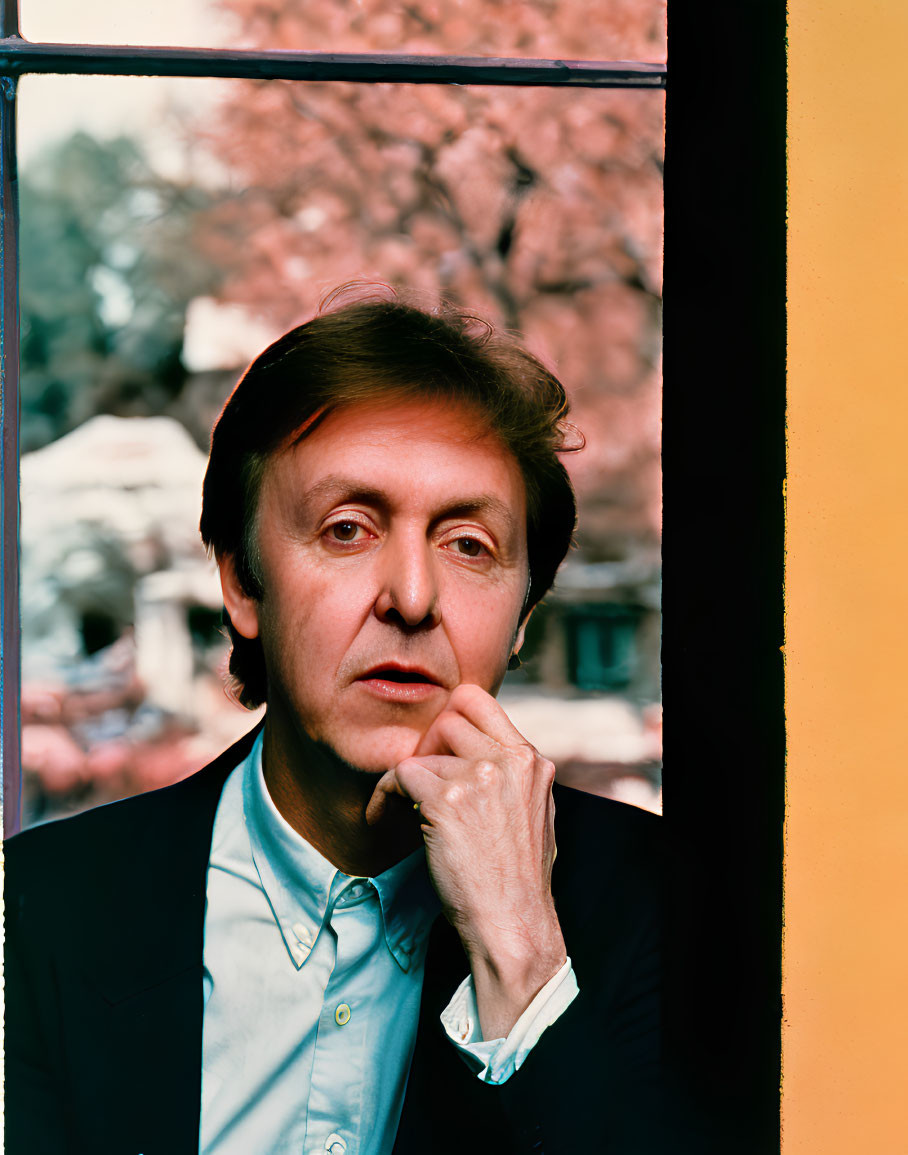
[20, 414, 260, 825]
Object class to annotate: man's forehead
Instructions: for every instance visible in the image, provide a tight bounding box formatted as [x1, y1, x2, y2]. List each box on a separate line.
[262, 396, 528, 529]
[282, 394, 496, 448]
[278, 397, 517, 473]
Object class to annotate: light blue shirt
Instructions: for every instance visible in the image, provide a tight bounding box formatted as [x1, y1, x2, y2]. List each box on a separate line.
[200, 731, 578, 1155]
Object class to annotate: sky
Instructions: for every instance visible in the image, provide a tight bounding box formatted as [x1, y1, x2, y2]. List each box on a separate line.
[17, 0, 231, 172]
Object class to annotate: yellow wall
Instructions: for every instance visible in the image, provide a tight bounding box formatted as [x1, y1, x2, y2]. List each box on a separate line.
[785, 1, 908, 1149]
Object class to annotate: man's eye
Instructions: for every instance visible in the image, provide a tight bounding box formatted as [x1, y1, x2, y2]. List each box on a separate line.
[452, 537, 485, 557]
[329, 521, 363, 542]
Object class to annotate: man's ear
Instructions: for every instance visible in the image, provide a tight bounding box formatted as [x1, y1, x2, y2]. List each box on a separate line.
[513, 604, 535, 657]
[218, 554, 261, 640]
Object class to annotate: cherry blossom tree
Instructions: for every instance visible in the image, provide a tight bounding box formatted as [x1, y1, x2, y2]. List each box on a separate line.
[195, 0, 665, 557]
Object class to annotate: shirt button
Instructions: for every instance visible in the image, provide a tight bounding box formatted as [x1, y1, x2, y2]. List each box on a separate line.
[325, 1134, 347, 1153]
[334, 1003, 352, 1026]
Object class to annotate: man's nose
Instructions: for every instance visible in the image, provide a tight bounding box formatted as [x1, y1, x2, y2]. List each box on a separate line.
[374, 533, 441, 629]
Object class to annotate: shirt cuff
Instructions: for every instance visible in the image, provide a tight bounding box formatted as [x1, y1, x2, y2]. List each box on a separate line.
[439, 958, 579, 1085]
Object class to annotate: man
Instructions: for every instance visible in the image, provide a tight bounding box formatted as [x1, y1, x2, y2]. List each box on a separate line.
[5, 293, 665, 1154]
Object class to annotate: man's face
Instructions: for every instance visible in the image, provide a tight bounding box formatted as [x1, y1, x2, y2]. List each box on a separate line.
[226, 397, 530, 773]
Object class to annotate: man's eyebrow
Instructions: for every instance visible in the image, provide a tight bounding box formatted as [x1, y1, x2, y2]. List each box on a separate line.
[298, 476, 387, 510]
[297, 476, 519, 533]
[436, 497, 519, 535]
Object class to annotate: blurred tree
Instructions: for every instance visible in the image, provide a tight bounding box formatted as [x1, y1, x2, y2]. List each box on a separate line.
[20, 133, 222, 452]
[196, 0, 665, 559]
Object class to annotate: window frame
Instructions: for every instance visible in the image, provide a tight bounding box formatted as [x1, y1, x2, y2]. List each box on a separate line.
[0, 3, 787, 1147]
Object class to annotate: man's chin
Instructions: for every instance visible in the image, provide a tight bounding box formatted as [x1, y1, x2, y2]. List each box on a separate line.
[321, 727, 424, 777]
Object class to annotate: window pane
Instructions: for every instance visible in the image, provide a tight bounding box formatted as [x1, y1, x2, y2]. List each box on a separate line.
[21, 0, 666, 63]
[21, 0, 233, 50]
[18, 73, 662, 826]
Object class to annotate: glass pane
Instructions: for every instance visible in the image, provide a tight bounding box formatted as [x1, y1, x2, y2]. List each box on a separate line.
[18, 72, 662, 827]
[21, 0, 666, 63]
[21, 0, 234, 50]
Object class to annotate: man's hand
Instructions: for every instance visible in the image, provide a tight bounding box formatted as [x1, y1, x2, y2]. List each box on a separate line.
[365, 684, 567, 1040]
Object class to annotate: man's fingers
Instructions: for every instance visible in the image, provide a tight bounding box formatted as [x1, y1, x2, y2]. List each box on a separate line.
[364, 769, 408, 827]
[364, 759, 447, 826]
[443, 683, 529, 749]
[415, 684, 537, 763]
[414, 708, 491, 760]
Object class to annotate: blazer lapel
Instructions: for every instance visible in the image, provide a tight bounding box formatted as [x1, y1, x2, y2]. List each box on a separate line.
[80, 727, 261, 1154]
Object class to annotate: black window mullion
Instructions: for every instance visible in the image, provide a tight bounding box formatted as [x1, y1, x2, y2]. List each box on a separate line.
[0, 0, 19, 837]
[0, 40, 665, 87]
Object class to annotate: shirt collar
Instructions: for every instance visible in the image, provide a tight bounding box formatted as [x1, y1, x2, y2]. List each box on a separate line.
[373, 844, 440, 971]
[241, 729, 439, 972]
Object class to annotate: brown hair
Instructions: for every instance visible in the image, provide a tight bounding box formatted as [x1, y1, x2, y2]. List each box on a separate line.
[200, 287, 580, 707]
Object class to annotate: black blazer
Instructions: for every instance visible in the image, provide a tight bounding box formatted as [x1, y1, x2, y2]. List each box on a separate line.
[5, 727, 667, 1155]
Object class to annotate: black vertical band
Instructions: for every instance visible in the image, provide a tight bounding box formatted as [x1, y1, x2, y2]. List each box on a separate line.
[663, 2, 786, 1150]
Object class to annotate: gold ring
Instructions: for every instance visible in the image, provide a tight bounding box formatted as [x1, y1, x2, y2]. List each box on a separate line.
[413, 801, 421, 812]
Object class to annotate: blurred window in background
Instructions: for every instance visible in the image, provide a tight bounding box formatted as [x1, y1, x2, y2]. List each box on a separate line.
[567, 605, 642, 692]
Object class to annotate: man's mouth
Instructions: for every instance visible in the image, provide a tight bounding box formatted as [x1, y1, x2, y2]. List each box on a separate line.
[355, 664, 444, 702]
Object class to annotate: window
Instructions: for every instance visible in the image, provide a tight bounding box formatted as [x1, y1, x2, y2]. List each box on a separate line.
[3, 3, 666, 831]
[1, 2, 786, 1147]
